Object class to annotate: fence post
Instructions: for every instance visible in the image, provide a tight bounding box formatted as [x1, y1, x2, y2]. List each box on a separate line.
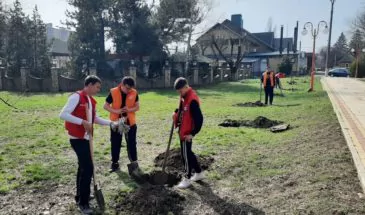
[51, 67, 59, 92]
[164, 61, 171, 88]
[129, 60, 137, 86]
[20, 59, 29, 91]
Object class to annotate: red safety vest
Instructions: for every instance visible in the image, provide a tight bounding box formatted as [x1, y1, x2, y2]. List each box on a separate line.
[176, 88, 200, 140]
[65, 90, 96, 139]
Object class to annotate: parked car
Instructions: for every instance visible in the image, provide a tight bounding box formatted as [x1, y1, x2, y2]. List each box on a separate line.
[276, 72, 286, 78]
[328, 68, 350, 77]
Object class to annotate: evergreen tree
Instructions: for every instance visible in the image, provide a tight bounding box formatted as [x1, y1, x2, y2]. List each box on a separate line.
[29, 5, 51, 77]
[350, 29, 364, 50]
[0, 1, 7, 59]
[330, 32, 350, 67]
[66, 0, 109, 73]
[108, 0, 162, 57]
[6, 0, 31, 76]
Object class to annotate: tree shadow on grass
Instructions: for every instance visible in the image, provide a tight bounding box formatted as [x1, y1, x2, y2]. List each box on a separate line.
[137, 82, 262, 98]
[191, 181, 265, 215]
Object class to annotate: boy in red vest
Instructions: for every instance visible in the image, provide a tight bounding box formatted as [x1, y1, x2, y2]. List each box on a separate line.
[59, 75, 116, 214]
[173, 77, 205, 189]
[261, 67, 276, 105]
[103, 76, 140, 175]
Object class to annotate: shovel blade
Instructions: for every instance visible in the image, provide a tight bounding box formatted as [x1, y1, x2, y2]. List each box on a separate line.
[94, 184, 105, 211]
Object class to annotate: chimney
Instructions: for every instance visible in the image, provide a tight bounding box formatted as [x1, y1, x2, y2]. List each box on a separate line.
[231, 14, 243, 29]
[280, 25, 284, 55]
[293, 21, 299, 53]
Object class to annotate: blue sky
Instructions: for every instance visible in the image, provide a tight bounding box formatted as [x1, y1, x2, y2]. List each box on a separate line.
[3, 0, 364, 52]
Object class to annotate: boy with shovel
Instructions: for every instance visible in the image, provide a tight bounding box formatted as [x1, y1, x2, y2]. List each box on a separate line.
[261, 67, 276, 105]
[59, 75, 116, 214]
[173, 77, 205, 189]
[103, 76, 141, 176]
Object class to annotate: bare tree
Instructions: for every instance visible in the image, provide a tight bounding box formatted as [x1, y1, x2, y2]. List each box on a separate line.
[184, 0, 213, 75]
[210, 33, 250, 80]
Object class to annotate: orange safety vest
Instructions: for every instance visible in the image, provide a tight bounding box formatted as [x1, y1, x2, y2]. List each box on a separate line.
[109, 86, 138, 126]
[263, 71, 275, 87]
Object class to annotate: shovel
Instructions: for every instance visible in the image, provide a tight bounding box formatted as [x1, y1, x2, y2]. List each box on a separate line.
[278, 79, 285, 97]
[152, 120, 175, 185]
[259, 80, 263, 103]
[86, 106, 105, 211]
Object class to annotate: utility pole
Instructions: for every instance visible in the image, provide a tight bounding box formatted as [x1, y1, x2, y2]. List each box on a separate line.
[325, 0, 335, 76]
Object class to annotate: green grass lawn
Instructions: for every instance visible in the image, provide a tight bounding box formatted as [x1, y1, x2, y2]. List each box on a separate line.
[1, 77, 364, 214]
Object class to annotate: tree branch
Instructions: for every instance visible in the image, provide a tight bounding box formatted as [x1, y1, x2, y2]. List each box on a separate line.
[0, 97, 18, 109]
[211, 36, 229, 63]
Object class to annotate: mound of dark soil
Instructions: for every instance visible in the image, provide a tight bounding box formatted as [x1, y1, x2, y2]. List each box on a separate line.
[115, 186, 185, 215]
[219, 116, 283, 128]
[154, 148, 214, 174]
[234, 101, 265, 107]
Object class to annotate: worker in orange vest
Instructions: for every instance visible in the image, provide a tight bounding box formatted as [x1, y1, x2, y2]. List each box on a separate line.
[261, 67, 276, 105]
[103, 76, 140, 175]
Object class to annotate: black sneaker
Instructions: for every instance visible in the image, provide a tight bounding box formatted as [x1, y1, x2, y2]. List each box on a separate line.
[109, 162, 120, 172]
[78, 204, 93, 214]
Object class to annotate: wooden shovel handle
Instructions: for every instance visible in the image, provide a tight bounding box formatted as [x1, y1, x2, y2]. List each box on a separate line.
[85, 105, 97, 186]
[162, 120, 175, 172]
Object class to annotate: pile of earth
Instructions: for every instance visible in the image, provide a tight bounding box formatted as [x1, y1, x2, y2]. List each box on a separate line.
[219, 116, 283, 128]
[115, 186, 185, 215]
[234, 101, 265, 107]
[154, 148, 214, 174]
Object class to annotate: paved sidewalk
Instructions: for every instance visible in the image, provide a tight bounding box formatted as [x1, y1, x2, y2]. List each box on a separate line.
[322, 77, 365, 192]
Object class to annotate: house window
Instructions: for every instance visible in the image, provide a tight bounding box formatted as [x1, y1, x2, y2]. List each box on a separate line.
[345, 63, 349, 68]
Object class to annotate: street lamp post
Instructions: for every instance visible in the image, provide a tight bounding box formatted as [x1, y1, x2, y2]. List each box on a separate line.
[302, 21, 328, 92]
[351, 47, 365, 78]
[325, 0, 336, 77]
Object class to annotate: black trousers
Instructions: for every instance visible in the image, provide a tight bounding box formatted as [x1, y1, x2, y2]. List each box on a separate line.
[180, 140, 202, 179]
[110, 125, 138, 163]
[264, 86, 274, 105]
[70, 139, 93, 205]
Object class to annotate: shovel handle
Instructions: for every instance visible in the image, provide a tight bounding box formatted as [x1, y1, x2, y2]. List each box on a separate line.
[85, 105, 97, 187]
[260, 81, 262, 102]
[162, 121, 175, 172]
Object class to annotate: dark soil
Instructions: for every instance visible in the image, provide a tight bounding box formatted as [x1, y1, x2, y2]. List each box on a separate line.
[234, 101, 265, 107]
[219, 116, 283, 128]
[288, 80, 297, 85]
[145, 171, 181, 187]
[154, 148, 215, 174]
[114, 186, 185, 215]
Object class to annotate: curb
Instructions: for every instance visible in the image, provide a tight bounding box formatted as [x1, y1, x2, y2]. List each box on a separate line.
[321, 78, 365, 193]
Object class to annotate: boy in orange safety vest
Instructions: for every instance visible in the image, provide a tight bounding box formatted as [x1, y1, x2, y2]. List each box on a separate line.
[103, 76, 140, 175]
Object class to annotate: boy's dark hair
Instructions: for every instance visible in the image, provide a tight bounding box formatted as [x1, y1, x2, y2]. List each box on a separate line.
[122, 76, 136, 88]
[84, 75, 101, 86]
[174, 77, 188, 90]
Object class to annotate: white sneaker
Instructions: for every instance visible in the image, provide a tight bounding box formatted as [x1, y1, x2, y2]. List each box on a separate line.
[191, 172, 205, 182]
[176, 177, 192, 189]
